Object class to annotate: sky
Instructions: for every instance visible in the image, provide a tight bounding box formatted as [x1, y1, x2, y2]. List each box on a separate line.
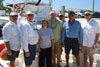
[3, 0, 100, 12]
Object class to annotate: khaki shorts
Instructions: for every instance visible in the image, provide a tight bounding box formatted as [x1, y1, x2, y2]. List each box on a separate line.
[81, 46, 95, 55]
[52, 42, 62, 56]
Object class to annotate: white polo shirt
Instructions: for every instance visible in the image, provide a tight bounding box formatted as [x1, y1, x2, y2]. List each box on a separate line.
[2, 21, 21, 51]
[81, 18, 100, 47]
[20, 19, 39, 52]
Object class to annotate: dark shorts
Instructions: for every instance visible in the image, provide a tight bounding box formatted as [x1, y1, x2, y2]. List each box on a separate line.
[64, 37, 79, 55]
[6, 50, 19, 61]
[24, 44, 36, 66]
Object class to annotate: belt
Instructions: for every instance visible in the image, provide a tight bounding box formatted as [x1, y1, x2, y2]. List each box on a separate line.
[29, 44, 36, 46]
[66, 37, 78, 40]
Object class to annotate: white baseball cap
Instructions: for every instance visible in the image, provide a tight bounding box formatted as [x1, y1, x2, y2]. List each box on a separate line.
[85, 11, 92, 14]
[25, 10, 34, 15]
[10, 12, 18, 16]
[50, 10, 56, 15]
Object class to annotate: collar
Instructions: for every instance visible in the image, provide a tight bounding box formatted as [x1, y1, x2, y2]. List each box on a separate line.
[68, 19, 75, 24]
[10, 21, 17, 25]
[51, 19, 57, 22]
[86, 18, 93, 24]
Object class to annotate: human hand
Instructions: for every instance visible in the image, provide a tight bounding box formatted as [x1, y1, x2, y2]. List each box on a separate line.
[37, 47, 41, 52]
[61, 42, 64, 47]
[62, 44, 64, 47]
[22, 4, 26, 9]
[93, 44, 96, 49]
[7, 50, 12, 56]
[26, 52, 30, 57]
[79, 44, 83, 48]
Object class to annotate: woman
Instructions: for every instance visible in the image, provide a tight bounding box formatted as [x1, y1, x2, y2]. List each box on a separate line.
[37, 20, 54, 67]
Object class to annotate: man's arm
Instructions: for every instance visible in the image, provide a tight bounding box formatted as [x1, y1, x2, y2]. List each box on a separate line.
[62, 24, 66, 45]
[79, 23, 83, 44]
[20, 24, 30, 57]
[19, 4, 26, 16]
[37, 40, 41, 52]
[2, 26, 12, 55]
[5, 41, 12, 55]
[93, 33, 99, 49]
[93, 22, 100, 49]
[51, 39, 54, 51]
[50, 28, 55, 50]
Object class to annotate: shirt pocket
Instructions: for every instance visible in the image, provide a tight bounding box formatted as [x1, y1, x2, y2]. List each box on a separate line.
[87, 26, 95, 35]
[11, 28, 19, 36]
[65, 26, 69, 33]
[29, 28, 35, 37]
[73, 25, 79, 33]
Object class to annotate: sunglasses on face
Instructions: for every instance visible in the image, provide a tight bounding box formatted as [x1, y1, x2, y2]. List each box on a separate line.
[11, 15, 18, 18]
[42, 23, 47, 24]
[27, 14, 34, 16]
[68, 15, 74, 17]
[85, 14, 91, 16]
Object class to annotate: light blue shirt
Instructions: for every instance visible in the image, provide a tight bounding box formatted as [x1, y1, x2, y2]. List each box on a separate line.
[2, 21, 21, 51]
[38, 28, 54, 49]
[62, 20, 83, 44]
[63, 20, 66, 23]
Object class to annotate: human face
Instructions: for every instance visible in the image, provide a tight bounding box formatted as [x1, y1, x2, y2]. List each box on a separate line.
[50, 13, 56, 20]
[68, 14, 75, 21]
[62, 16, 65, 21]
[85, 13, 92, 20]
[26, 14, 34, 22]
[10, 15, 18, 23]
[42, 21, 48, 29]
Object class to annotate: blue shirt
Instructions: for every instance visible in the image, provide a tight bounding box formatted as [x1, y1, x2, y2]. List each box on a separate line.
[38, 28, 54, 49]
[62, 20, 83, 44]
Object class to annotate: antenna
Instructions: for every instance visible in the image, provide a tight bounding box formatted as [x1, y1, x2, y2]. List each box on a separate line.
[13, 0, 16, 11]
[49, 0, 52, 10]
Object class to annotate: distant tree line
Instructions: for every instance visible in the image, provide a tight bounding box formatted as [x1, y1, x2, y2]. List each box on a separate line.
[0, 0, 11, 14]
[0, 0, 5, 10]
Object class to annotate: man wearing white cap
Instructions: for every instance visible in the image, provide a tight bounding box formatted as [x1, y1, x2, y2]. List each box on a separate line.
[48, 10, 63, 67]
[81, 11, 100, 67]
[2, 12, 21, 67]
[20, 10, 39, 67]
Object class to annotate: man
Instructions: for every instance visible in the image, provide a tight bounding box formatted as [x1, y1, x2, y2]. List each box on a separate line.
[48, 10, 63, 67]
[59, 14, 66, 23]
[20, 11, 39, 67]
[81, 11, 99, 67]
[2, 12, 21, 67]
[62, 11, 83, 67]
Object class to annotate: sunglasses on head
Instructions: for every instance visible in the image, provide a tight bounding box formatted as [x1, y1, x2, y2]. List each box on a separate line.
[11, 15, 18, 18]
[85, 14, 91, 16]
